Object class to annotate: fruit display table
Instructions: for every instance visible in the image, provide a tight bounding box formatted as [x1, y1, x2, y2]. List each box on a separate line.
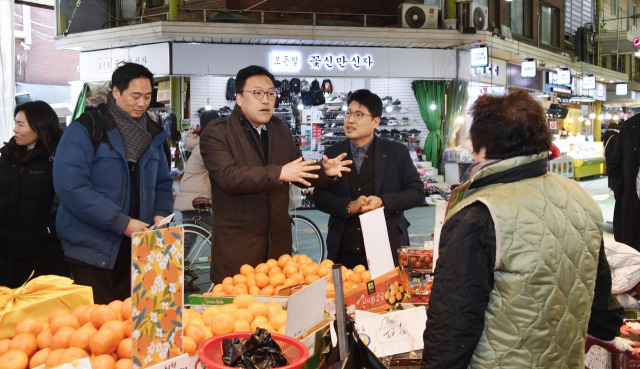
[573, 156, 605, 179]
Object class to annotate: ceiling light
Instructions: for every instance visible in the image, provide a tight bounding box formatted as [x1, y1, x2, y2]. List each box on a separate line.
[429, 100, 437, 110]
[613, 115, 620, 121]
[605, 113, 612, 119]
[585, 119, 592, 126]
[567, 117, 574, 123]
[456, 116, 465, 124]
[342, 103, 348, 111]
[385, 104, 393, 113]
[609, 80, 615, 83]
[589, 112, 596, 119]
[598, 114, 603, 120]
[578, 116, 585, 122]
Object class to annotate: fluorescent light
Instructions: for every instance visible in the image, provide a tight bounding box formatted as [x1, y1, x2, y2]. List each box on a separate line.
[585, 119, 591, 126]
[589, 113, 596, 119]
[578, 116, 585, 122]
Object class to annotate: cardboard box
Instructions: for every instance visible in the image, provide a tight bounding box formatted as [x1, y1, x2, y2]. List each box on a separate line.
[298, 317, 333, 369]
[354, 306, 427, 357]
[343, 268, 403, 311]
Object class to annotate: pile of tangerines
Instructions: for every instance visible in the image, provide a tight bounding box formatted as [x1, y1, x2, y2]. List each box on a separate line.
[204, 253, 371, 296]
[0, 299, 133, 369]
[182, 293, 287, 355]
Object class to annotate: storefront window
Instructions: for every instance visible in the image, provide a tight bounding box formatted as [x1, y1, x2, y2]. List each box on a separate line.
[510, 0, 532, 38]
[540, 3, 559, 47]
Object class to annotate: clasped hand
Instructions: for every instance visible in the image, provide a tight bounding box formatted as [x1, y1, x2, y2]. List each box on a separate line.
[280, 153, 352, 186]
[349, 195, 383, 214]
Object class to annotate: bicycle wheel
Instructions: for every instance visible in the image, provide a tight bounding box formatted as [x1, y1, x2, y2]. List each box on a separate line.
[291, 215, 325, 263]
[173, 219, 213, 294]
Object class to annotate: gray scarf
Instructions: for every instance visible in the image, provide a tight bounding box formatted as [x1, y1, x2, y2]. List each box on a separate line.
[106, 94, 152, 163]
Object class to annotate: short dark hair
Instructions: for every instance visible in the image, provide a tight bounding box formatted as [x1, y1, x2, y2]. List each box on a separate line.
[235, 65, 275, 93]
[607, 122, 620, 130]
[347, 89, 383, 118]
[111, 62, 154, 93]
[470, 89, 551, 159]
[13, 100, 61, 153]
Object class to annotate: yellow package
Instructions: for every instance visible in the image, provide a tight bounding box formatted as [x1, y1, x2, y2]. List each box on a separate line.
[0, 275, 93, 339]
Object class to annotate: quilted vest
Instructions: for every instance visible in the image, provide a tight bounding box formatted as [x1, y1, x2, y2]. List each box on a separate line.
[445, 153, 603, 369]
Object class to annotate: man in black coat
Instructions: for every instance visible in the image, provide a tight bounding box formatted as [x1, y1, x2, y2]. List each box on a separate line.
[608, 114, 640, 250]
[313, 89, 425, 268]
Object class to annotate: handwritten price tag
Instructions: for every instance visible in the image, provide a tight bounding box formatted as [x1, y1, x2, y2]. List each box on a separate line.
[354, 307, 427, 357]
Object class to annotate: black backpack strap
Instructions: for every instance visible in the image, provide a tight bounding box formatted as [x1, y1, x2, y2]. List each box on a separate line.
[77, 109, 113, 153]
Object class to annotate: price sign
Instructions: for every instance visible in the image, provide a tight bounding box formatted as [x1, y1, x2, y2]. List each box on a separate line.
[521, 60, 537, 78]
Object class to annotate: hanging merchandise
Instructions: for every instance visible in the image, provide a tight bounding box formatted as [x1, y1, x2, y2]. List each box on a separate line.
[322, 79, 333, 94]
[300, 79, 311, 93]
[290, 78, 301, 94]
[281, 79, 291, 105]
[225, 77, 236, 101]
[311, 79, 326, 106]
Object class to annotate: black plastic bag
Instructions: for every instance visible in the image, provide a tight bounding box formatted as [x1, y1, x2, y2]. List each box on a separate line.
[222, 328, 290, 368]
[321, 320, 386, 369]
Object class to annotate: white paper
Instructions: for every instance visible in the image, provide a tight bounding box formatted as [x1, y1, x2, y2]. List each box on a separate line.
[359, 207, 395, 279]
[145, 353, 192, 369]
[285, 276, 327, 338]
[432, 201, 447, 271]
[354, 307, 427, 357]
[149, 213, 175, 230]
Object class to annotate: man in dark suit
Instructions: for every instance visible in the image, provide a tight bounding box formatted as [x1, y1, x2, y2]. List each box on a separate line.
[314, 89, 425, 268]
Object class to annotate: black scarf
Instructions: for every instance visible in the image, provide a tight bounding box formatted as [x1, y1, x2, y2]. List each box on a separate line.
[106, 94, 152, 163]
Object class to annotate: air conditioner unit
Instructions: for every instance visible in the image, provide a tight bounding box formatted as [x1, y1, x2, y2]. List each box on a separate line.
[399, 3, 439, 29]
[469, 2, 489, 31]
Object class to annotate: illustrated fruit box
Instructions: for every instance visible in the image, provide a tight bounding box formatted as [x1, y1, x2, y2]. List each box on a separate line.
[343, 267, 403, 312]
[399, 267, 433, 305]
[398, 246, 433, 272]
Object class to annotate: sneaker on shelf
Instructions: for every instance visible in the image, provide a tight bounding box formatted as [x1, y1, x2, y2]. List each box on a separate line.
[392, 99, 401, 105]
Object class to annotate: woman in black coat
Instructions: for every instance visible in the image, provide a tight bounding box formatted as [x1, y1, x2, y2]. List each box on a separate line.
[0, 101, 69, 287]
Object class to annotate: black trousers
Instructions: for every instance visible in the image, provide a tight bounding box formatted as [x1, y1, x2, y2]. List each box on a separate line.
[335, 251, 368, 270]
[67, 238, 131, 304]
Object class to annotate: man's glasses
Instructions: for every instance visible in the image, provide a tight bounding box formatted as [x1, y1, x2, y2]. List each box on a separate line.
[345, 110, 372, 121]
[242, 90, 277, 100]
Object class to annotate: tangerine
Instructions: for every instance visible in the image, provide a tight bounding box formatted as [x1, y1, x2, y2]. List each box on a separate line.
[90, 305, 118, 329]
[265, 302, 284, 318]
[282, 264, 297, 276]
[211, 284, 224, 294]
[221, 277, 233, 285]
[232, 309, 253, 323]
[120, 298, 132, 321]
[78, 305, 96, 326]
[362, 271, 371, 282]
[210, 313, 234, 335]
[265, 259, 278, 269]
[246, 302, 268, 319]
[68, 326, 97, 351]
[0, 349, 28, 369]
[348, 273, 363, 284]
[353, 264, 366, 273]
[254, 273, 269, 288]
[183, 323, 206, 348]
[107, 300, 123, 319]
[250, 316, 270, 331]
[28, 348, 50, 369]
[232, 284, 248, 295]
[259, 286, 274, 296]
[181, 337, 197, 356]
[49, 314, 80, 334]
[232, 274, 248, 285]
[90, 354, 116, 369]
[282, 278, 298, 287]
[222, 283, 235, 295]
[343, 280, 355, 291]
[48, 309, 70, 325]
[8, 334, 37, 358]
[0, 339, 11, 355]
[116, 338, 132, 359]
[202, 306, 221, 325]
[267, 267, 282, 277]
[72, 305, 88, 321]
[88, 328, 119, 355]
[59, 347, 88, 364]
[50, 326, 75, 350]
[100, 321, 125, 342]
[35, 328, 51, 350]
[269, 273, 286, 287]
[317, 265, 331, 278]
[320, 259, 334, 267]
[122, 320, 132, 339]
[233, 320, 251, 332]
[291, 273, 305, 284]
[305, 274, 320, 285]
[254, 263, 269, 274]
[269, 311, 287, 331]
[15, 318, 43, 336]
[233, 294, 254, 309]
[248, 286, 261, 295]
[115, 358, 132, 369]
[218, 304, 237, 315]
[302, 264, 319, 276]
[239, 264, 254, 276]
[277, 254, 292, 268]
[45, 349, 64, 368]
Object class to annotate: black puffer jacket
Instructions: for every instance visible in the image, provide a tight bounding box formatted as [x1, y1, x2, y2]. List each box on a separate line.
[0, 140, 69, 287]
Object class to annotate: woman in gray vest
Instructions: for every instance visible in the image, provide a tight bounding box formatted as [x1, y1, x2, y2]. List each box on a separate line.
[422, 89, 622, 369]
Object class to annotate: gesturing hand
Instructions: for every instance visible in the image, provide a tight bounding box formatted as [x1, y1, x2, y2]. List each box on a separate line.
[323, 153, 352, 177]
[124, 219, 150, 237]
[347, 196, 368, 215]
[279, 157, 322, 186]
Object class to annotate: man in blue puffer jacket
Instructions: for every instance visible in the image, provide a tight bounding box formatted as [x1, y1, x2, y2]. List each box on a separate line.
[54, 63, 173, 304]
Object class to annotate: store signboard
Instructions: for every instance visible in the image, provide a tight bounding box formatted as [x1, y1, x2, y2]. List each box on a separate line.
[79, 43, 170, 81]
[583, 75, 596, 90]
[470, 47, 488, 67]
[172, 44, 456, 78]
[616, 83, 628, 95]
[269, 51, 302, 73]
[521, 60, 537, 78]
[547, 70, 571, 86]
[507, 62, 543, 90]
